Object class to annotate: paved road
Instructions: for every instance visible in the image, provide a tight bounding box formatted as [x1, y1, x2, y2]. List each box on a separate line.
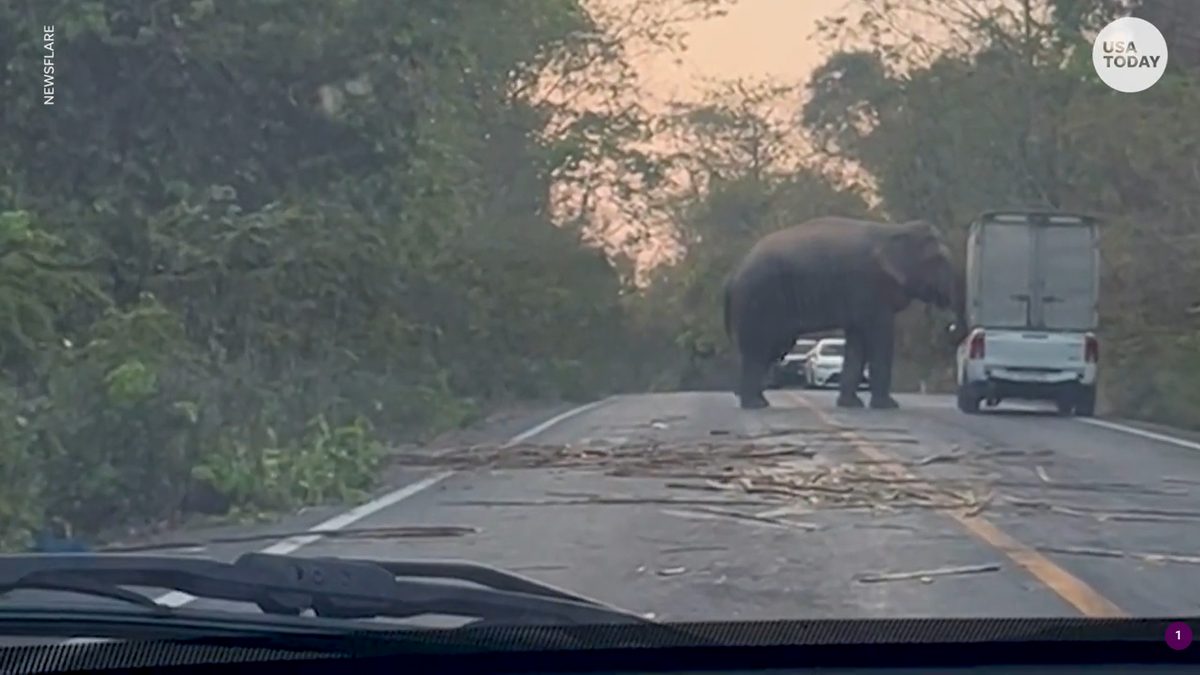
[13, 389, 1200, 634]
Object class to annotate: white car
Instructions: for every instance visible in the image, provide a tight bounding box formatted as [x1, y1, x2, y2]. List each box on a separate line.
[804, 338, 870, 389]
[765, 338, 817, 389]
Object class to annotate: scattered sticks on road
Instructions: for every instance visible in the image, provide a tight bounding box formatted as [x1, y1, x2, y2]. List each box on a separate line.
[408, 434, 998, 516]
[854, 562, 1003, 584]
[658, 506, 821, 531]
[395, 432, 1199, 527]
[1037, 545, 1200, 567]
[99, 524, 480, 553]
[1004, 499, 1200, 523]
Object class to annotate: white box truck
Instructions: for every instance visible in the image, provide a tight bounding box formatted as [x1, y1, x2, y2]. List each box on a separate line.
[955, 210, 1101, 416]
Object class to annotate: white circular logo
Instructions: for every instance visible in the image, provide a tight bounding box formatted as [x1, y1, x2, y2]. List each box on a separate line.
[1093, 17, 1168, 93]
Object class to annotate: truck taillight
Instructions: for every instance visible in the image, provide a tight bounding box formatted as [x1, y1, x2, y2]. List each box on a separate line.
[1085, 335, 1099, 363]
[968, 330, 985, 359]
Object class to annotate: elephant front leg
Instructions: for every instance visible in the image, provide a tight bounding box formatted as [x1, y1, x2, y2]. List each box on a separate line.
[835, 328, 866, 408]
[865, 316, 899, 409]
[737, 352, 771, 409]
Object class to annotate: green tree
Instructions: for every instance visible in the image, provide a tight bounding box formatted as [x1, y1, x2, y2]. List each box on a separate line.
[0, 0, 723, 545]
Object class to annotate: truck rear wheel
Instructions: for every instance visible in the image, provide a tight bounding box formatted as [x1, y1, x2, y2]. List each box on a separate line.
[957, 383, 982, 414]
[1074, 385, 1097, 417]
[1055, 397, 1074, 416]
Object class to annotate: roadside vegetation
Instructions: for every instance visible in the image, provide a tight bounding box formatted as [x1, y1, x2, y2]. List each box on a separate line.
[0, 0, 1194, 547]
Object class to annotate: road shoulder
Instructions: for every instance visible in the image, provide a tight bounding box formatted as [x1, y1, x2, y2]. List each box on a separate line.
[1088, 415, 1200, 449]
[99, 400, 579, 556]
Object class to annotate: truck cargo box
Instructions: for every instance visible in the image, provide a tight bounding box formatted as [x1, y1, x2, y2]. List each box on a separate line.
[965, 211, 1100, 332]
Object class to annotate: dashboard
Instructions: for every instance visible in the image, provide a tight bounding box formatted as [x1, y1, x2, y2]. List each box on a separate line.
[578, 662, 1190, 667]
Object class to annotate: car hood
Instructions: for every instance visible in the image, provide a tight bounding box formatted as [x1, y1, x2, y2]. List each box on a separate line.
[810, 357, 868, 372]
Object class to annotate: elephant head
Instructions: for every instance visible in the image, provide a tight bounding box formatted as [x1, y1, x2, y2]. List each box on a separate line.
[872, 220, 970, 345]
[872, 220, 959, 311]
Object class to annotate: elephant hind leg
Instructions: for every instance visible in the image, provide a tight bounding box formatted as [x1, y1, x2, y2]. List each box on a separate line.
[737, 351, 771, 409]
[835, 328, 866, 409]
[865, 316, 900, 409]
[741, 395, 769, 410]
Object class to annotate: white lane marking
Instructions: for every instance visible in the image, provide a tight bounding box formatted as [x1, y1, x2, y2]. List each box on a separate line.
[1078, 417, 1200, 451]
[150, 397, 614, 609]
[148, 471, 454, 609]
[502, 398, 613, 446]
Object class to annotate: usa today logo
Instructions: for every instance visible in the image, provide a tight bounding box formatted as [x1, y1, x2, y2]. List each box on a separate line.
[1093, 17, 1168, 93]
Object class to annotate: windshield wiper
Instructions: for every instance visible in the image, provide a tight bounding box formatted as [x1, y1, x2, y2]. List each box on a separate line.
[0, 551, 713, 650]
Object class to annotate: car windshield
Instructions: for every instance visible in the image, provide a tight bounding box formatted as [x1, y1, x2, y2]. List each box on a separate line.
[791, 341, 816, 354]
[818, 342, 845, 357]
[0, 0, 1193, 650]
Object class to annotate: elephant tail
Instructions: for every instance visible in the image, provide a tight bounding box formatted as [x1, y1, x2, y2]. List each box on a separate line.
[722, 276, 735, 347]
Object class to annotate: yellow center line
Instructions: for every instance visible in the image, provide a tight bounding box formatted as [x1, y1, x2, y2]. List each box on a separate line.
[783, 391, 1127, 618]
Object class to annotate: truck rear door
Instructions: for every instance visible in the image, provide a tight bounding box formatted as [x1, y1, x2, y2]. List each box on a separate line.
[969, 216, 1089, 373]
[970, 220, 1044, 367]
[971, 219, 1034, 328]
[1036, 222, 1099, 331]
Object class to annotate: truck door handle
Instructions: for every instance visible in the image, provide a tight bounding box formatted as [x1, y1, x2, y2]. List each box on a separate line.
[1042, 296, 1061, 303]
[1011, 294, 1033, 326]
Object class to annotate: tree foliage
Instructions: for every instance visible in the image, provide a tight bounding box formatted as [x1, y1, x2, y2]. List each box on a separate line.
[0, 0, 730, 547]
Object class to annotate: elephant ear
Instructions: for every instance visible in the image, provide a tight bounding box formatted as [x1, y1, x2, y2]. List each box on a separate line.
[872, 237, 909, 287]
[872, 221, 942, 288]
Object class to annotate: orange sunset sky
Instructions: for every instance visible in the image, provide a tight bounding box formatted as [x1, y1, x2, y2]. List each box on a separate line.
[639, 0, 850, 100]
[582, 0, 856, 270]
[586, 0, 1022, 272]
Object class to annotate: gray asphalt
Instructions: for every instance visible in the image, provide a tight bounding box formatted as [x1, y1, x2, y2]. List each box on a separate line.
[7, 389, 1200, 634]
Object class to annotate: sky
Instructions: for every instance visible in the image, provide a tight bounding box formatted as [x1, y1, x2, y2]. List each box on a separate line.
[638, 0, 852, 101]
[595, 0, 855, 270]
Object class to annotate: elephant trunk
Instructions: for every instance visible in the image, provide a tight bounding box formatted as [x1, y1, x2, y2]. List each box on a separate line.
[949, 264, 969, 344]
[722, 276, 735, 345]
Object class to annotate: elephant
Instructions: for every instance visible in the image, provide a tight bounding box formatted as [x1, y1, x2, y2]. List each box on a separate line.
[723, 217, 965, 410]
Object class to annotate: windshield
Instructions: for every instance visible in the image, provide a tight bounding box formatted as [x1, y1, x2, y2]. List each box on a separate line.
[0, 0, 1193, 649]
[817, 342, 845, 357]
[791, 340, 816, 354]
